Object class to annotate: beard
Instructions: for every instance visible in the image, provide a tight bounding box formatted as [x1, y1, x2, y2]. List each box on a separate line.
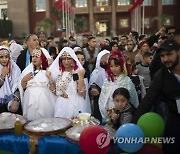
[163, 54, 179, 69]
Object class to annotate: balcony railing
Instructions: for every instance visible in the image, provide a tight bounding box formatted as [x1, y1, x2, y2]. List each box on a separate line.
[74, 7, 89, 14]
[94, 6, 111, 13]
[116, 5, 132, 12]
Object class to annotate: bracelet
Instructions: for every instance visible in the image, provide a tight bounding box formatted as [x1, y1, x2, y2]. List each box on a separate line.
[0, 76, 4, 82]
[0, 74, 5, 80]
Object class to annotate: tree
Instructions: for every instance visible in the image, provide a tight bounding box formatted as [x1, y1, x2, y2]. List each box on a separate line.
[35, 18, 53, 36]
[74, 16, 87, 33]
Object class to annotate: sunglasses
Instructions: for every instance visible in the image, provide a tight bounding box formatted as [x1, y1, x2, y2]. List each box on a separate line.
[167, 32, 175, 35]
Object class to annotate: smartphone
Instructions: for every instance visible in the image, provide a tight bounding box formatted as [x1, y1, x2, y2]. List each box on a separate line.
[73, 73, 79, 81]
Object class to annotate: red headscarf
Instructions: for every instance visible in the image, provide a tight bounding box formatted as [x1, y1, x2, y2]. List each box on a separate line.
[106, 51, 124, 81]
[138, 40, 148, 49]
[41, 51, 48, 70]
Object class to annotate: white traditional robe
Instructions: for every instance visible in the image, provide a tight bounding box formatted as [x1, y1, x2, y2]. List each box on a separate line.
[48, 47, 89, 119]
[54, 71, 87, 118]
[19, 63, 56, 121]
[89, 50, 110, 89]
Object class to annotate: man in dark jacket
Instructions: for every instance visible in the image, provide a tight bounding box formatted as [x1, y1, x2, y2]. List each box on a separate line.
[132, 39, 180, 154]
[16, 34, 39, 71]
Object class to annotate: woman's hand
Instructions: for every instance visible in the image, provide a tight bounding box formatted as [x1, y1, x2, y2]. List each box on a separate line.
[90, 88, 100, 96]
[10, 101, 18, 112]
[21, 72, 33, 89]
[22, 72, 33, 82]
[1, 66, 9, 77]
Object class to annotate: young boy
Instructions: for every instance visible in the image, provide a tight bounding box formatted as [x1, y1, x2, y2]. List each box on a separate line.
[136, 52, 153, 92]
[130, 63, 146, 103]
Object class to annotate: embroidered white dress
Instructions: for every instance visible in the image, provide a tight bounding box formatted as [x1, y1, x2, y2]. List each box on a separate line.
[98, 74, 139, 122]
[19, 65, 56, 121]
[54, 71, 86, 118]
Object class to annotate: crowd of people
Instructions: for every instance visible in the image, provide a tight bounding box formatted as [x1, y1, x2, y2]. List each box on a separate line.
[0, 25, 180, 153]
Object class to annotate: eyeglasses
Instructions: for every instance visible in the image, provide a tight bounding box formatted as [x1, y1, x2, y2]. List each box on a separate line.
[167, 32, 175, 35]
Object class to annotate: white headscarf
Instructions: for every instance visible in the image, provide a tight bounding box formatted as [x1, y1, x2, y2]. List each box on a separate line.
[73, 47, 82, 52]
[48, 47, 83, 82]
[89, 49, 110, 88]
[0, 46, 21, 110]
[9, 42, 23, 62]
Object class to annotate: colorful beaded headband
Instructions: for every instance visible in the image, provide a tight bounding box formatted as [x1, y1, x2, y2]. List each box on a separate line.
[0, 48, 9, 56]
[32, 49, 42, 58]
[61, 51, 71, 58]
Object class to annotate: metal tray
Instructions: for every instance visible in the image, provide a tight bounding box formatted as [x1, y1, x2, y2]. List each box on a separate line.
[65, 125, 89, 142]
[24, 117, 72, 134]
[0, 112, 27, 131]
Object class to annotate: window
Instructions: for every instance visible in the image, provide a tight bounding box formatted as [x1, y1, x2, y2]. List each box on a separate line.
[1, 8, 7, 19]
[35, 0, 46, 12]
[0, 0, 7, 4]
[144, 18, 150, 28]
[163, 17, 173, 26]
[162, 0, 174, 5]
[75, 0, 87, 7]
[117, 0, 130, 5]
[119, 19, 128, 28]
[143, 0, 152, 6]
[96, 0, 109, 6]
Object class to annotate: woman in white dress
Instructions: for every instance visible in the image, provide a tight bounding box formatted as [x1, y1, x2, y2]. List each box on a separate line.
[47, 47, 87, 119]
[0, 46, 21, 113]
[98, 51, 139, 123]
[19, 48, 56, 121]
[89, 49, 110, 121]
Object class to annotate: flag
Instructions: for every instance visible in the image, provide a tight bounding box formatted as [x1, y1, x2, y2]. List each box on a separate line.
[54, 0, 63, 10]
[128, 0, 144, 13]
[54, 0, 73, 14]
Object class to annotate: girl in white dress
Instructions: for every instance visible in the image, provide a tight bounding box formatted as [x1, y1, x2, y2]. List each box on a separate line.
[47, 47, 87, 119]
[98, 51, 139, 123]
[19, 48, 56, 121]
